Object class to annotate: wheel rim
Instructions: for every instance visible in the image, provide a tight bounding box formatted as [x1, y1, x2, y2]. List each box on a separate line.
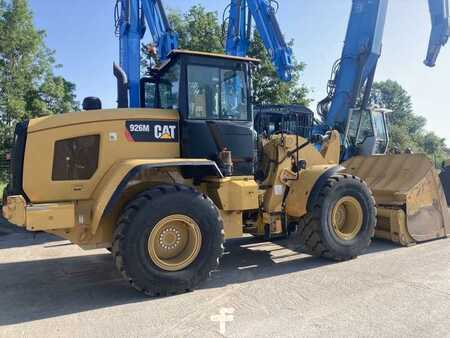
[331, 196, 363, 241]
[148, 215, 202, 272]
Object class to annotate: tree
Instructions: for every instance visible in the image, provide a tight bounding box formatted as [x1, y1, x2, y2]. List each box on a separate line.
[247, 34, 310, 106]
[169, 6, 223, 54]
[144, 5, 310, 105]
[0, 0, 79, 180]
[371, 80, 449, 165]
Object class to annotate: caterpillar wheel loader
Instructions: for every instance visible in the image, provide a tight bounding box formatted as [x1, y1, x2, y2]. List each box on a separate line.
[3, 50, 449, 296]
[3, 50, 380, 296]
[3, 0, 449, 296]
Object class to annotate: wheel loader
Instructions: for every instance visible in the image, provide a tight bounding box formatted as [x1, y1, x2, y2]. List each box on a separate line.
[2, 50, 449, 296]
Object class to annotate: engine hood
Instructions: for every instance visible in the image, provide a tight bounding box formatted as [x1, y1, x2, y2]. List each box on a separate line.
[28, 108, 179, 133]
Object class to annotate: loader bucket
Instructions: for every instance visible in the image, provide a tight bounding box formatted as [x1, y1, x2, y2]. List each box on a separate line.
[439, 165, 450, 204]
[343, 154, 450, 246]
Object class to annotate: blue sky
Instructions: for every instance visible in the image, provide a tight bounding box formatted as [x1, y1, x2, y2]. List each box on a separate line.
[28, 0, 450, 144]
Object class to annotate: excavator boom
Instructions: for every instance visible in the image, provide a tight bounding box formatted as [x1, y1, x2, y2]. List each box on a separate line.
[425, 0, 450, 66]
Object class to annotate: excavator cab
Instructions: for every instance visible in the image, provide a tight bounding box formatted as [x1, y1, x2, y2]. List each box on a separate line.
[139, 50, 258, 175]
[345, 108, 390, 157]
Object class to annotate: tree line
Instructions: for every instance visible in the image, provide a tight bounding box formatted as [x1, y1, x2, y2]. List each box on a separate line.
[0, 0, 79, 181]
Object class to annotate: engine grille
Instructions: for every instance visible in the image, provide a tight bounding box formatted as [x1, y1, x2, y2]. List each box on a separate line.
[8, 121, 29, 199]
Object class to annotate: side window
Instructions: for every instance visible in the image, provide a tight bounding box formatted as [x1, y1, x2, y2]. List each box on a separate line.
[52, 135, 100, 181]
[160, 62, 180, 109]
[347, 109, 362, 144]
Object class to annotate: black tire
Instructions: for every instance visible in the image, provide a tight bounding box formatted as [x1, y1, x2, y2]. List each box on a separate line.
[293, 174, 376, 261]
[112, 184, 224, 296]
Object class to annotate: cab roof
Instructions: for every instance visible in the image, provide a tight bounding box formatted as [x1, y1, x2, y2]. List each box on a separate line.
[154, 49, 260, 71]
[169, 49, 260, 63]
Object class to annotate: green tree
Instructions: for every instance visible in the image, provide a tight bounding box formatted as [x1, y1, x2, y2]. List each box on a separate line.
[371, 80, 449, 165]
[144, 5, 310, 105]
[248, 34, 310, 105]
[0, 0, 79, 180]
[169, 6, 223, 54]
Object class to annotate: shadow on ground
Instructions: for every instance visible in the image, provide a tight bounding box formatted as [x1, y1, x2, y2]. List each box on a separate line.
[0, 235, 399, 326]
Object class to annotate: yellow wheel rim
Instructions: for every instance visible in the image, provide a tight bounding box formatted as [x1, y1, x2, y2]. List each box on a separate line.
[148, 215, 202, 272]
[331, 196, 363, 241]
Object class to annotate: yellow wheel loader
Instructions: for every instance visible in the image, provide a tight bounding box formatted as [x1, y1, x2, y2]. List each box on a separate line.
[2, 51, 448, 296]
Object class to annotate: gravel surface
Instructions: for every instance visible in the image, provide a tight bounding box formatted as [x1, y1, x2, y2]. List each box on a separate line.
[0, 230, 449, 337]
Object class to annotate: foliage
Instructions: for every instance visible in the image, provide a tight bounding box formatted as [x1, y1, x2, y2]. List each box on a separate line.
[247, 34, 310, 106]
[169, 6, 223, 54]
[144, 5, 310, 105]
[371, 80, 449, 165]
[0, 0, 79, 180]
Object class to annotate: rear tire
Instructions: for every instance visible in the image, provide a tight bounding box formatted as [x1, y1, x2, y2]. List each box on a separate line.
[292, 174, 376, 261]
[112, 184, 224, 296]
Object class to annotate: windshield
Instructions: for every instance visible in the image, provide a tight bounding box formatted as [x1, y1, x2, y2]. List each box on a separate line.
[187, 64, 249, 121]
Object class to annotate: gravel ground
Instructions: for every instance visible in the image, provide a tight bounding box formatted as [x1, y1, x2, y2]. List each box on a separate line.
[0, 227, 449, 338]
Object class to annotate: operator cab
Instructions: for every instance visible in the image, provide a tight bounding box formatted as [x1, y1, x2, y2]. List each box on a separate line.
[140, 50, 259, 175]
[346, 108, 390, 156]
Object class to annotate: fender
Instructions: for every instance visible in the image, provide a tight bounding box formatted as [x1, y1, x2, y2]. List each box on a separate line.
[90, 159, 222, 234]
[306, 165, 345, 213]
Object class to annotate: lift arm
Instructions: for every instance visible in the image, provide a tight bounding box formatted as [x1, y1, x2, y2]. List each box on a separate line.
[322, 0, 449, 134]
[225, 0, 293, 81]
[115, 0, 178, 107]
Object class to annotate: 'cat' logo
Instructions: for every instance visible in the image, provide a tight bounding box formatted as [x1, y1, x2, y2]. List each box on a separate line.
[154, 125, 177, 140]
[125, 120, 179, 143]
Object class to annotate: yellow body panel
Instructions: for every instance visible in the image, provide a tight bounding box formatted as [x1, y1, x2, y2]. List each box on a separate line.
[90, 158, 206, 235]
[203, 176, 259, 211]
[260, 133, 339, 218]
[27, 108, 178, 132]
[26, 203, 75, 231]
[24, 109, 179, 203]
[220, 211, 244, 239]
[285, 165, 333, 218]
[320, 130, 341, 164]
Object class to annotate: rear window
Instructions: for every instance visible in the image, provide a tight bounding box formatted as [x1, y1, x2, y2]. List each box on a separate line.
[52, 135, 100, 181]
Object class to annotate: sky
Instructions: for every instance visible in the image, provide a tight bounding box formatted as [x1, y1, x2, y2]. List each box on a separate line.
[28, 0, 450, 145]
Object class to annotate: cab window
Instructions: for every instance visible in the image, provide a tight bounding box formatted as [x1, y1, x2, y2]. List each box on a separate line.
[143, 82, 157, 108]
[356, 110, 374, 144]
[142, 61, 181, 110]
[187, 64, 249, 121]
[160, 62, 180, 109]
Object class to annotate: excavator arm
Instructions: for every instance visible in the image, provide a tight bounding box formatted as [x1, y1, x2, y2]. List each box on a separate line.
[321, 0, 449, 136]
[115, 0, 178, 107]
[225, 0, 293, 81]
[425, 0, 450, 67]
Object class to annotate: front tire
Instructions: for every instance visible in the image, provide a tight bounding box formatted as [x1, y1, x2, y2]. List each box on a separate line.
[112, 184, 224, 296]
[293, 174, 377, 261]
